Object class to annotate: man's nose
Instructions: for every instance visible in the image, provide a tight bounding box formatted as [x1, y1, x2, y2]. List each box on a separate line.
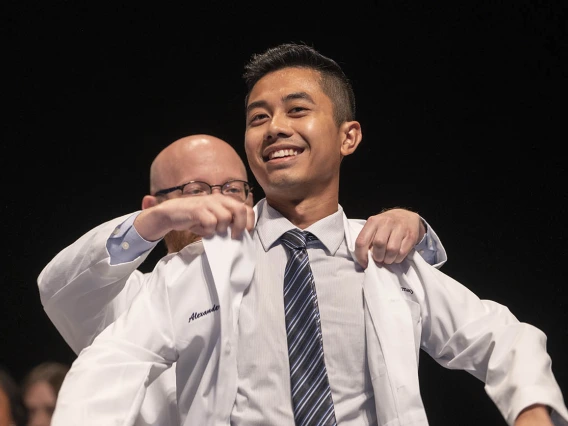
[265, 113, 293, 142]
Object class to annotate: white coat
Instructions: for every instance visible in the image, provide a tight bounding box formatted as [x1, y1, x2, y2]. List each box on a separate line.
[39, 206, 445, 425]
[49, 203, 568, 426]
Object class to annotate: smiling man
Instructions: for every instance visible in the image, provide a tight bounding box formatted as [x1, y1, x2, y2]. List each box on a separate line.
[235, 43, 567, 426]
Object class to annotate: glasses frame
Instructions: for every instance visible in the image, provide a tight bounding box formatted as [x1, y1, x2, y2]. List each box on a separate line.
[153, 179, 252, 201]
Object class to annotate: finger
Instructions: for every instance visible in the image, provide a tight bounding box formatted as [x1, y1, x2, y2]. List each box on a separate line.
[369, 226, 391, 264]
[246, 205, 256, 233]
[212, 206, 236, 236]
[376, 226, 407, 265]
[198, 197, 234, 235]
[352, 243, 368, 268]
[192, 211, 219, 237]
[354, 223, 376, 269]
[231, 204, 256, 239]
[229, 204, 249, 239]
[352, 247, 369, 269]
[393, 235, 416, 264]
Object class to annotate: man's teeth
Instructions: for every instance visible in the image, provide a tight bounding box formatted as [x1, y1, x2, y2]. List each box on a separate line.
[269, 149, 299, 160]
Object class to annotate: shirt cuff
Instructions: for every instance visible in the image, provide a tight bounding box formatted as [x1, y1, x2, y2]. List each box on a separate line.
[414, 220, 438, 266]
[106, 211, 161, 265]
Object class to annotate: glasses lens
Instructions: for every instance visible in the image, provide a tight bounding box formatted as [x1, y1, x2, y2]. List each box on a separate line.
[181, 182, 211, 196]
[222, 181, 249, 202]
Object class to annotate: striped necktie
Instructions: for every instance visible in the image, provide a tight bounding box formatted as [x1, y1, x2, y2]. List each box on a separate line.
[280, 229, 337, 426]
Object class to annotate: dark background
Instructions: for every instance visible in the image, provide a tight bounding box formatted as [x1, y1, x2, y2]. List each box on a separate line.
[2, 2, 567, 425]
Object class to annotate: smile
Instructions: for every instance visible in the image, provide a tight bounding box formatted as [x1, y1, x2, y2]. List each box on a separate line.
[266, 149, 302, 161]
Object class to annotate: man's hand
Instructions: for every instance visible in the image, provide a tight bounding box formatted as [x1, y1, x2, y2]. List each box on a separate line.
[134, 194, 255, 242]
[354, 208, 426, 269]
[514, 404, 554, 426]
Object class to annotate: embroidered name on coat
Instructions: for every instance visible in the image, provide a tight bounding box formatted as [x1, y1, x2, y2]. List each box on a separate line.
[188, 304, 220, 323]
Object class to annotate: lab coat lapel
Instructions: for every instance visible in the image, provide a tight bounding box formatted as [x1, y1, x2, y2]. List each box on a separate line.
[202, 229, 255, 423]
[343, 215, 422, 425]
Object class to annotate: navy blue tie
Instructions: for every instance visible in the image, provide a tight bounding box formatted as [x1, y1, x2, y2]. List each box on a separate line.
[280, 229, 337, 426]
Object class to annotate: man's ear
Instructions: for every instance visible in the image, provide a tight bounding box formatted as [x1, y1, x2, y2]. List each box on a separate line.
[142, 195, 159, 210]
[340, 120, 362, 157]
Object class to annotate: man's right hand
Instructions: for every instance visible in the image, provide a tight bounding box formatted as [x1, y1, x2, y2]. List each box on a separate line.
[133, 194, 255, 242]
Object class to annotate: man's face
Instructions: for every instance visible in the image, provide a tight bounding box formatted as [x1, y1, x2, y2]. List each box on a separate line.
[157, 142, 252, 252]
[244, 67, 347, 201]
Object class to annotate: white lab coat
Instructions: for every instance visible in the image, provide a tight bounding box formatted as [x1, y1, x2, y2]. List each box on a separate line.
[39, 205, 446, 426]
[49, 206, 568, 426]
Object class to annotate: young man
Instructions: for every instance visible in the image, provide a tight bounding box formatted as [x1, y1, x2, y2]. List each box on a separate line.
[237, 43, 567, 425]
[41, 134, 445, 426]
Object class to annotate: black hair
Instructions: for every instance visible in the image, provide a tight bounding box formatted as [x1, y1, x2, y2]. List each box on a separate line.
[243, 42, 356, 126]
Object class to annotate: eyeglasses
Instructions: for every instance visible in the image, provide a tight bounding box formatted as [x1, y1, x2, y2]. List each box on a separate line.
[153, 179, 252, 202]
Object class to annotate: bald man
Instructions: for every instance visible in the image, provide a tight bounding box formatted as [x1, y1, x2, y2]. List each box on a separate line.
[38, 134, 446, 426]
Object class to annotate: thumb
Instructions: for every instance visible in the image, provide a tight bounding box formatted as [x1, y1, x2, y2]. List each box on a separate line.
[246, 206, 256, 233]
[353, 246, 369, 269]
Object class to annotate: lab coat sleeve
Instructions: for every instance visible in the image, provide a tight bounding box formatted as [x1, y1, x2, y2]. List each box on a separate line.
[406, 254, 568, 425]
[50, 252, 179, 426]
[37, 212, 156, 354]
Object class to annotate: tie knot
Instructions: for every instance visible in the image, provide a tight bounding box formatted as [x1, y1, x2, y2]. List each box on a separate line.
[280, 229, 316, 251]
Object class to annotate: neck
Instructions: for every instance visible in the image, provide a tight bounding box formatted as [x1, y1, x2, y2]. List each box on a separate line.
[265, 192, 339, 229]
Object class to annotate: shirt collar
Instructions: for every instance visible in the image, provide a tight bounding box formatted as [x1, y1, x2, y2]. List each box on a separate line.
[255, 198, 345, 255]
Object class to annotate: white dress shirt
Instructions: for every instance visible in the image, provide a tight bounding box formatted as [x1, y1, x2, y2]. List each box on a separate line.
[233, 202, 376, 425]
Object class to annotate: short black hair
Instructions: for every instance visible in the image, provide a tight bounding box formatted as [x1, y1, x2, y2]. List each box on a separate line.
[243, 42, 356, 126]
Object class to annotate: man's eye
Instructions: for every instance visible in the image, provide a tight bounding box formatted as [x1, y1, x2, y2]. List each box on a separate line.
[184, 188, 208, 196]
[225, 187, 242, 194]
[249, 113, 268, 123]
[289, 106, 307, 114]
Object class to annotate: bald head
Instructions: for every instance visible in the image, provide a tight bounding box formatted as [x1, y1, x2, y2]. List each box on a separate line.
[145, 134, 251, 253]
[150, 134, 248, 196]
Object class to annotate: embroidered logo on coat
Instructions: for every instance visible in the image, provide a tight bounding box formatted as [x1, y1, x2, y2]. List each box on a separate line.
[401, 287, 414, 295]
[188, 304, 220, 323]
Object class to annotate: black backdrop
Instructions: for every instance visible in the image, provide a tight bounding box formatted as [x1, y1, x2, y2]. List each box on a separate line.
[3, 2, 567, 425]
